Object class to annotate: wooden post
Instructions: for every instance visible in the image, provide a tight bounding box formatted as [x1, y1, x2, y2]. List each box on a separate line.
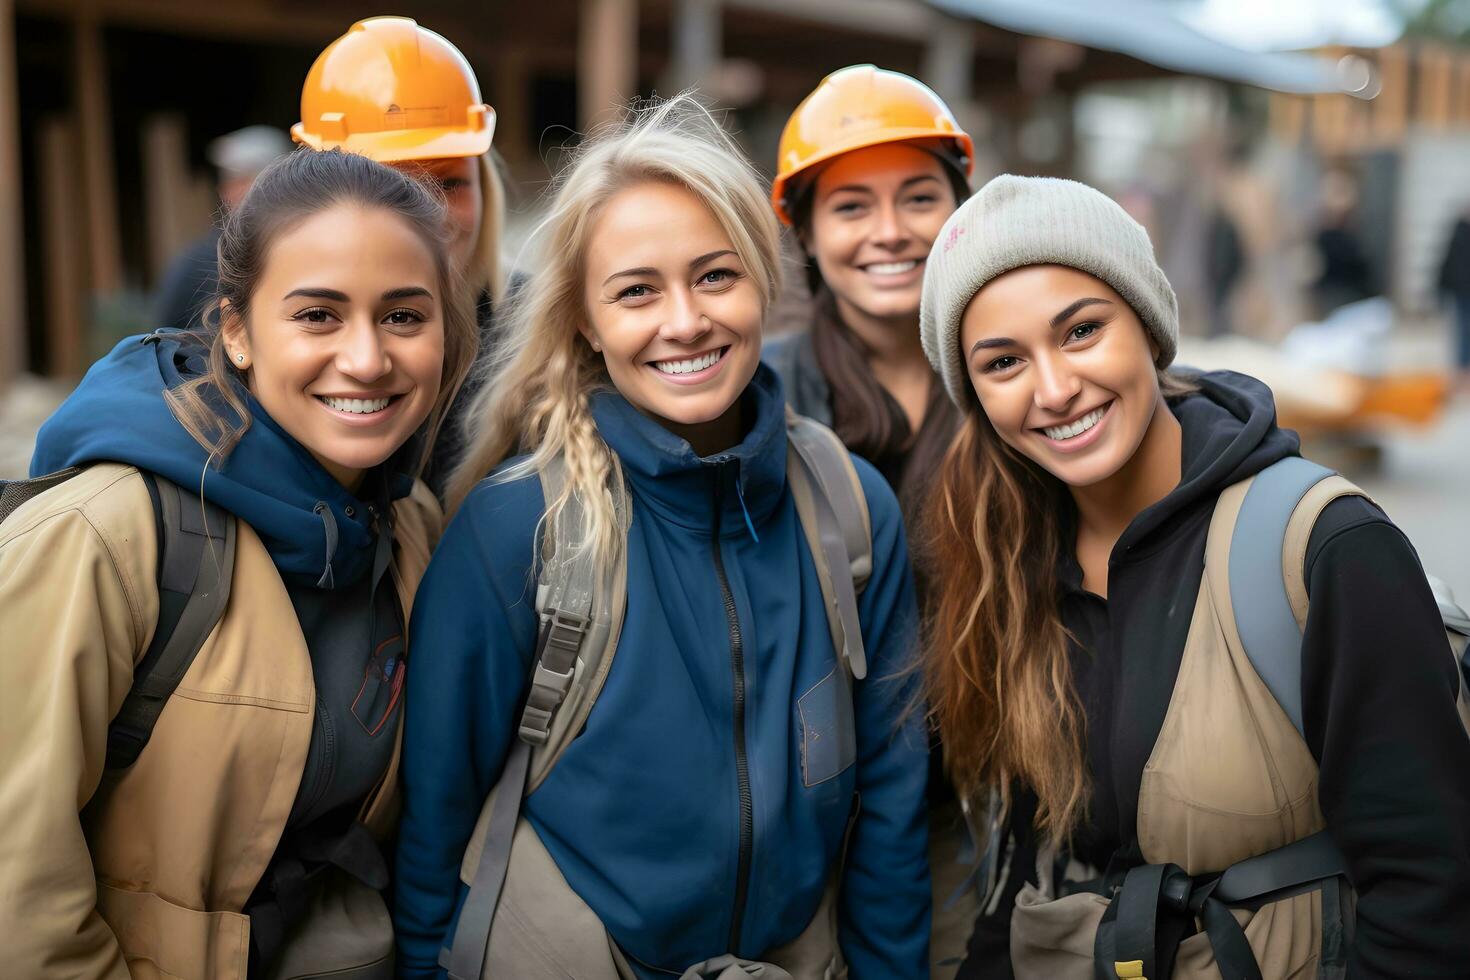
[75, 10, 122, 294]
[38, 117, 86, 380]
[490, 48, 533, 173]
[0, 0, 26, 390]
[141, 113, 195, 284]
[1374, 45, 1409, 144]
[578, 0, 637, 131]
[670, 0, 720, 93]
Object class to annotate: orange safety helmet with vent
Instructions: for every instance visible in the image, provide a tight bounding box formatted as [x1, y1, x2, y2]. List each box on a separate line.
[292, 16, 496, 163]
[771, 65, 974, 226]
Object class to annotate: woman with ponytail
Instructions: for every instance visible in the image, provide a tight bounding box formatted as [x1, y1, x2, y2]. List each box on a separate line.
[394, 96, 931, 978]
[919, 175, 1470, 978]
[0, 149, 476, 978]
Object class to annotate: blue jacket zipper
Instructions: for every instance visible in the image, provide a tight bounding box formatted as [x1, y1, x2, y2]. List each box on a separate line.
[712, 462, 754, 953]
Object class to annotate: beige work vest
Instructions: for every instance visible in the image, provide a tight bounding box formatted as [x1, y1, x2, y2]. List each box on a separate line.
[1008, 474, 1360, 979]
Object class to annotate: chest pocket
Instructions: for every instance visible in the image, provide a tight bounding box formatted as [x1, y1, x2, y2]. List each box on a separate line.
[797, 665, 856, 787]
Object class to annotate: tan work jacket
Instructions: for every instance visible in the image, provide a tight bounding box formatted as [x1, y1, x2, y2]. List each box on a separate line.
[0, 463, 440, 980]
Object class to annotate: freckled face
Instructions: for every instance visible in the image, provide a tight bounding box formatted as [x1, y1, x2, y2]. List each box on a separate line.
[959, 264, 1163, 488]
[580, 180, 764, 430]
[223, 205, 445, 491]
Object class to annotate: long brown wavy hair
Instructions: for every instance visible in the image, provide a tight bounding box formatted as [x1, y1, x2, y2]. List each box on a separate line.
[922, 373, 1193, 843]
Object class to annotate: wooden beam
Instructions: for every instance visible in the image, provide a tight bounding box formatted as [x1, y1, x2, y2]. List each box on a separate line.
[670, 0, 721, 93]
[38, 116, 86, 379]
[579, 0, 637, 131]
[0, 0, 26, 390]
[74, 11, 122, 293]
[726, 0, 934, 43]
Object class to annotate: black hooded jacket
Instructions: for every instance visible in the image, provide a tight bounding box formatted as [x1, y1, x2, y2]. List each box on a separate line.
[960, 371, 1470, 979]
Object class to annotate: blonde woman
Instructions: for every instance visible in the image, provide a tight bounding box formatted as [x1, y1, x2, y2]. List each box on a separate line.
[393, 98, 931, 978]
[1, 150, 477, 978]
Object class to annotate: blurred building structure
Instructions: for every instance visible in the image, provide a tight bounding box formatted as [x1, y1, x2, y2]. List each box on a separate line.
[0, 0, 1367, 394]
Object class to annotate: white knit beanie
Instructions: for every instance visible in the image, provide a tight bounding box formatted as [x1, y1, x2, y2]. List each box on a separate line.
[920, 175, 1178, 407]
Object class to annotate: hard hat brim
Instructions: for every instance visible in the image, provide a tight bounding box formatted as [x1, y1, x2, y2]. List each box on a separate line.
[771, 127, 975, 225]
[291, 110, 496, 164]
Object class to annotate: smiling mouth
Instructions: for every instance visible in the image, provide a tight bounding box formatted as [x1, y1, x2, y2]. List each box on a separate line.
[317, 395, 401, 415]
[1039, 402, 1111, 441]
[860, 259, 921, 275]
[650, 346, 728, 376]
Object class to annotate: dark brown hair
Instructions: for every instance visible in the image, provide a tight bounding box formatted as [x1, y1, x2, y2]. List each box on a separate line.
[921, 371, 1196, 842]
[791, 157, 970, 532]
[165, 148, 478, 473]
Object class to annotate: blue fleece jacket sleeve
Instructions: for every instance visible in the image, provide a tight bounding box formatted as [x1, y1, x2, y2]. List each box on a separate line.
[393, 476, 545, 978]
[839, 459, 932, 979]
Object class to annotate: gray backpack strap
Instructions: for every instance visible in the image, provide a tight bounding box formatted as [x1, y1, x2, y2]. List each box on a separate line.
[785, 410, 871, 680]
[106, 473, 235, 769]
[446, 456, 628, 980]
[0, 467, 83, 522]
[1206, 457, 1346, 737]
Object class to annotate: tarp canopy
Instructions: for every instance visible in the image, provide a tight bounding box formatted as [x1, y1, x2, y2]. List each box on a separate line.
[928, 0, 1373, 96]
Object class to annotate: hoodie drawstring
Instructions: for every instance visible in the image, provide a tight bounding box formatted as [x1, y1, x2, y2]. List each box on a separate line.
[312, 502, 339, 589]
[734, 475, 760, 544]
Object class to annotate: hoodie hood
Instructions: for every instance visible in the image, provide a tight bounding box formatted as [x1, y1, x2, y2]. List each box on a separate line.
[1115, 368, 1299, 555]
[31, 331, 411, 588]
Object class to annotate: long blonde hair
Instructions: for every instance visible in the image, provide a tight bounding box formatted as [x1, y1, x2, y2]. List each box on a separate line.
[470, 152, 508, 301]
[446, 95, 782, 573]
[164, 148, 478, 475]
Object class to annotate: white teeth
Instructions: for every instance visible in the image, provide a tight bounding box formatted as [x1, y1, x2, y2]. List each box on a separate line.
[322, 396, 391, 414]
[1044, 406, 1107, 441]
[866, 260, 918, 275]
[653, 348, 724, 376]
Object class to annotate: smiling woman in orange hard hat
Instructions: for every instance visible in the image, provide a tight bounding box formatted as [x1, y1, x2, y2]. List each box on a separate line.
[764, 64, 977, 977]
[294, 16, 508, 495]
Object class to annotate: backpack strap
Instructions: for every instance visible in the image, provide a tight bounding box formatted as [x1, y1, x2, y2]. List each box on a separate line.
[106, 473, 235, 769]
[1205, 457, 1362, 738]
[445, 456, 628, 980]
[0, 467, 84, 523]
[785, 409, 871, 680]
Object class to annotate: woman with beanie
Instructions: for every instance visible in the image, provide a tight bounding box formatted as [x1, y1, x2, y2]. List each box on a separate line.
[917, 175, 1470, 978]
[765, 66, 976, 973]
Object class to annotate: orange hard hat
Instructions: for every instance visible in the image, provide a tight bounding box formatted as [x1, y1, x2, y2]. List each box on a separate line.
[292, 17, 495, 163]
[771, 65, 974, 225]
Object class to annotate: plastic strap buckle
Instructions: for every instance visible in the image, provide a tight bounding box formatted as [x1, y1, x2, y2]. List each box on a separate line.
[543, 608, 590, 660]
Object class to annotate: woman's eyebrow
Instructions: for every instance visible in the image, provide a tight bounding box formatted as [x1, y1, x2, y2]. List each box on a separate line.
[970, 336, 1015, 355]
[603, 267, 658, 288]
[1050, 297, 1112, 327]
[382, 286, 433, 301]
[283, 287, 349, 302]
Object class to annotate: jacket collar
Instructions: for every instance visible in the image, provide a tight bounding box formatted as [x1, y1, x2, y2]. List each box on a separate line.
[589, 363, 789, 538]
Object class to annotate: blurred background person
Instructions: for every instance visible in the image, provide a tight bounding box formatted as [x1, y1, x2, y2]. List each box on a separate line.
[151, 124, 289, 331]
[1436, 205, 1470, 391]
[1310, 166, 1377, 318]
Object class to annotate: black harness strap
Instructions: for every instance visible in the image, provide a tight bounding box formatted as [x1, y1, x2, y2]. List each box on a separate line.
[106, 474, 235, 770]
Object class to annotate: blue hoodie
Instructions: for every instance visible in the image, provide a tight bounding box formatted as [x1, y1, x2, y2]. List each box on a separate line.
[31, 331, 409, 588]
[394, 364, 931, 978]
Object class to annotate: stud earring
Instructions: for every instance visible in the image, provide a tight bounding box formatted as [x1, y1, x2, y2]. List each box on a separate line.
[236, 353, 245, 364]
[591, 340, 602, 352]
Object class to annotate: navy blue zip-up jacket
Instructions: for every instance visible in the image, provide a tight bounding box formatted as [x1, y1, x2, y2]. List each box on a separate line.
[393, 365, 931, 978]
